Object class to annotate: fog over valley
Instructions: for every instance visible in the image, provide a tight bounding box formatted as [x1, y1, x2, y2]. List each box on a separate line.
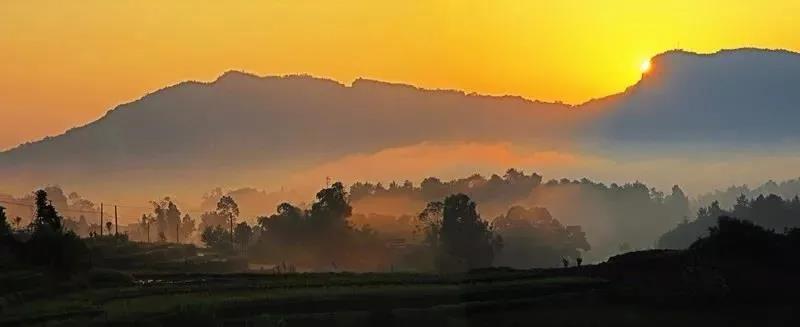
[3, 48, 800, 264]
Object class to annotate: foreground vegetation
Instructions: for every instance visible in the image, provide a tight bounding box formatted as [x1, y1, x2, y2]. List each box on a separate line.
[3, 183, 800, 325]
[4, 242, 800, 326]
[1, 270, 607, 326]
[4, 215, 800, 326]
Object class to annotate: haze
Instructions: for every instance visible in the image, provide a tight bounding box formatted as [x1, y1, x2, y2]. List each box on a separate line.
[5, 4, 800, 324]
[3, 0, 800, 269]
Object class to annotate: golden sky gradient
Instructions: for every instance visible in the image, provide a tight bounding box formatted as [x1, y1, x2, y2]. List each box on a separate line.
[1, 0, 798, 150]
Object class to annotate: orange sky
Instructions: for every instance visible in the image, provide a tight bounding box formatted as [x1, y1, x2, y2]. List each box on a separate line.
[1, 0, 798, 150]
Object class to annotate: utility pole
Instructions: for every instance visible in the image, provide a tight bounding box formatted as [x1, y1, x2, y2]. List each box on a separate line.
[114, 205, 118, 236]
[100, 203, 104, 236]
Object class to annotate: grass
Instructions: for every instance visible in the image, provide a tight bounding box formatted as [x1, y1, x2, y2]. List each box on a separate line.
[0, 271, 605, 326]
[102, 276, 598, 317]
[3, 268, 798, 326]
[4, 242, 799, 326]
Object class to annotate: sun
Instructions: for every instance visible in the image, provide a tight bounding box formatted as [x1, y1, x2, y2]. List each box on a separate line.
[640, 59, 652, 73]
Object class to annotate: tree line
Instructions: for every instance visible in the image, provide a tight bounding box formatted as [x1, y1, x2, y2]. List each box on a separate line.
[695, 177, 800, 210]
[349, 169, 689, 260]
[195, 182, 590, 272]
[659, 193, 800, 249]
[0, 190, 90, 276]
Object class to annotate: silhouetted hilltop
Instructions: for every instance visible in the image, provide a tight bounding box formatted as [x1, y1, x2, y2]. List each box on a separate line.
[585, 48, 800, 143]
[0, 73, 574, 172]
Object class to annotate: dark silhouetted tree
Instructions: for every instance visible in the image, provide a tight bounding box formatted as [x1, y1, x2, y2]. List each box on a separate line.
[252, 183, 386, 270]
[660, 194, 800, 249]
[418, 193, 500, 272]
[308, 182, 352, 231]
[234, 222, 253, 253]
[32, 189, 63, 233]
[217, 196, 239, 247]
[306, 182, 354, 263]
[492, 206, 590, 268]
[25, 190, 89, 276]
[201, 225, 231, 252]
[0, 206, 11, 239]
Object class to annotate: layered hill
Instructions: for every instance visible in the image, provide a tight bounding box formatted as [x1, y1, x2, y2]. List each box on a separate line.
[0, 72, 578, 191]
[2, 48, 800, 196]
[584, 48, 800, 144]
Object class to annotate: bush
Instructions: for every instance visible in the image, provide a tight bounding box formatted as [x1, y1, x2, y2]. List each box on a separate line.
[24, 230, 90, 277]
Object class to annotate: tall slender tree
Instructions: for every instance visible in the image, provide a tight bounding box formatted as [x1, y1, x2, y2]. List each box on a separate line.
[216, 196, 239, 248]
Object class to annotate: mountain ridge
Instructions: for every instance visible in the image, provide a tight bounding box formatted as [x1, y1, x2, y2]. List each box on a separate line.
[5, 47, 799, 154]
[2, 47, 800, 196]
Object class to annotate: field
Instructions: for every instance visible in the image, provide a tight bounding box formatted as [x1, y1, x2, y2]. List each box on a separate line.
[3, 267, 798, 326]
[2, 242, 799, 326]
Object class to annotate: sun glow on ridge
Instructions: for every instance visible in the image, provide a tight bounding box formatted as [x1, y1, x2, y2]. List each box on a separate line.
[640, 59, 652, 73]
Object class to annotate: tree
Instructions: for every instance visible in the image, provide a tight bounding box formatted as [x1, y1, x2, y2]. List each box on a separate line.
[306, 182, 354, 262]
[491, 206, 589, 268]
[26, 190, 90, 276]
[234, 222, 253, 253]
[140, 214, 155, 243]
[201, 225, 231, 252]
[690, 216, 781, 266]
[665, 185, 690, 218]
[0, 206, 11, 239]
[308, 182, 352, 233]
[180, 214, 196, 243]
[152, 200, 168, 241]
[216, 196, 239, 247]
[152, 197, 182, 242]
[251, 183, 381, 270]
[420, 177, 446, 200]
[417, 201, 444, 249]
[33, 189, 63, 233]
[165, 201, 181, 242]
[255, 203, 307, 258]
[418, 194, 500, 272]
[105, 221, 113, 235]
[659, 193, 800, 249]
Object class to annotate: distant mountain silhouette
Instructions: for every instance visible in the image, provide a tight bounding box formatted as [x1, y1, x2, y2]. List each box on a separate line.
[584, 48, 800, 144]
[2, 48, 799, 193]
[0, 72, 577, 191]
